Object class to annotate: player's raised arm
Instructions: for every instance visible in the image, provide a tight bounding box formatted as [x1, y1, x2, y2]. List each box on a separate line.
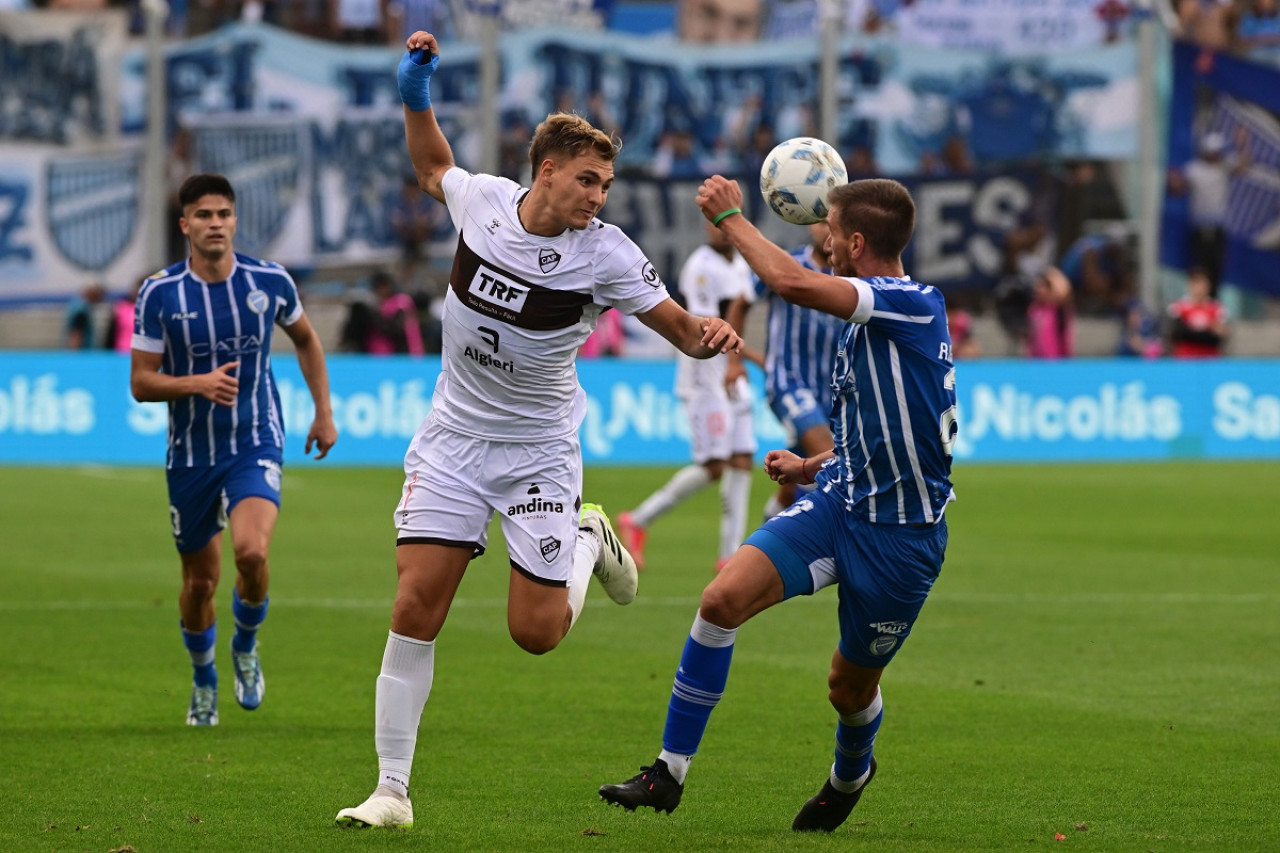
[696, 176, 859, 321]
[399, 31, 453, 204]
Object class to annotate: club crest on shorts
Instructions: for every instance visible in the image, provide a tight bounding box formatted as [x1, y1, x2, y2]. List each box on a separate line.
[46, 151, 142, 270]
[538, 247, 561, 273]
[539, 536, 561, 563]
[868, 635, 899, 656]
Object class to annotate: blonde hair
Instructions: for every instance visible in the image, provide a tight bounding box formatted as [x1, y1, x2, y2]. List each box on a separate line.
[528, 112, 620, 174]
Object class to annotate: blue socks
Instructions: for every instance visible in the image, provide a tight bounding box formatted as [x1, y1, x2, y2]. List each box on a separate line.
[231, 589, 268, 654]
[182, 622, 217, 688]
[832, 688, 883, 789]
[661, 612, 737, 757]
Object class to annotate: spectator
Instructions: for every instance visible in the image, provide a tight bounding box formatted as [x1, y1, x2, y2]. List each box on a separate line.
[64, 283, 106, 350]
[104, 280, 142, 353]
[1057, 231, 1132, 316]
[1116, 297, 1164, 358]
[1177, 0, 1239, 50]
[677, 0, 766, 42]
[579, 307, 625, 358]
[330, 0, 384, 43]
[845, 144, 879, 178]
[366, 270, 424, 356]
[387, 0, 455, 43]
[947, 304, 981, 358]
[389, 176, 443, 291]
[653, 127, 713, 180]
[1237, 0, 1280, 64]
[1025, 266, 1074, 358]
[337, 289, 377, 353]
[1167, 127, 1251, 296]
[1055, 160, 1125, 257]
[1168, 267, 1228, 357]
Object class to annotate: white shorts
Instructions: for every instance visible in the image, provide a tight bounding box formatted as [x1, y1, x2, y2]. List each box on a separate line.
[395, 414, 582, 585]
[683, 376, 757, 464]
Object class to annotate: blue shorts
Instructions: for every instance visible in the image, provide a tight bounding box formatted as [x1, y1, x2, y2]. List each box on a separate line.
[767, 383, 828, 451]
[166, 451, 283, 553]
[745, 487, 947, 668]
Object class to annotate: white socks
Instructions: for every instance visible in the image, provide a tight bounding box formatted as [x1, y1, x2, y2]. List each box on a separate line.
[567, 528, 601, 628]
[718, 467, 751, 561]
[374, 631, 435, 798]
[659, 750, 692, 784]
[631, 464, 712, 527]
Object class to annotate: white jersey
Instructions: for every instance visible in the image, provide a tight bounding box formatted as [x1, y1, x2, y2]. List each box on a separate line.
[436, 168, 669, 440]
[674, 245, 754, 397]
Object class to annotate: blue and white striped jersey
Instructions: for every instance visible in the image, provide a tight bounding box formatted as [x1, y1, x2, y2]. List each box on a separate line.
[817, 276, 957, 525]
[753, 245, 846, 414]
[133, 252, 304, 469]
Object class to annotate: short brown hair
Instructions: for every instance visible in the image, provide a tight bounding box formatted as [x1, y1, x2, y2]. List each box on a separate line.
[528, 112, 620, 174]
[828, 178, 915, 261]
[178, 173, 235, 209]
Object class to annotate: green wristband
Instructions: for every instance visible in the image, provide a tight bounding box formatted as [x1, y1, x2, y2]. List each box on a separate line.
[712, 207, 742, 226]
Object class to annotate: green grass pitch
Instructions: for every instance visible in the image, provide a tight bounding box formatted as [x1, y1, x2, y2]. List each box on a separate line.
[1, 461, 1277, 852]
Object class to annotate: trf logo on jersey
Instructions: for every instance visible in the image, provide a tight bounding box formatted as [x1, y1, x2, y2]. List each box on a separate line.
[538, 247, 561, 273]
[539, 536, 561, 564]
[468, 268, 529, 312]
[47, 151, 141, 270]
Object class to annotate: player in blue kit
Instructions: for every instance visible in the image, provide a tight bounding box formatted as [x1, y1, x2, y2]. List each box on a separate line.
[130, 173, 338, 727]
[600, 176, 957, 832]
[725, 220, 844, 519]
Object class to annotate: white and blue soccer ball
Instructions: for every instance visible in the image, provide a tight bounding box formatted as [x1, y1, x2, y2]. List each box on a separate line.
[759, 137, 849, 225]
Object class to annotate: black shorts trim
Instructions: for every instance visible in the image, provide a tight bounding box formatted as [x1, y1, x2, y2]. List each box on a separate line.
[397, 536, 485, 559]
[511, 561, 567, 588]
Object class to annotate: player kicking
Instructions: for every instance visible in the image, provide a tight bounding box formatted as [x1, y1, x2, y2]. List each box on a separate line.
[724, 220, 843, 520]
[599, 176, 956, 832]
[131, 173, 337, 727]
[617, 221, 759, 573]
[335, 30, 743, 830]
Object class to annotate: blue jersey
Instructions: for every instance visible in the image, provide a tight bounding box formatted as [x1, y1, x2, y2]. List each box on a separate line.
[754, 246, 846, 414]
[133, 252, 303, 469]
[817, 276, 957, 525]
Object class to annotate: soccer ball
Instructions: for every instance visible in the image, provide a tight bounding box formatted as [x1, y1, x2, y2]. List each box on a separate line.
[759, 137, 849, 225]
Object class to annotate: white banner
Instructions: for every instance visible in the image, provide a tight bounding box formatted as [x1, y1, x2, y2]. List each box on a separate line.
[895, 0, 1116, 52]
[0, 143, 149, 301]
[0, 10, 127, 147]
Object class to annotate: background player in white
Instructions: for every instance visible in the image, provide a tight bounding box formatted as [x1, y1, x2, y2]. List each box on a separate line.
[600, 176, 956, 833]
[131, 173, 337, 727]
[725, 221, 842, 520]
[336, 30, 744, 830]
[617, 221, 760, 573]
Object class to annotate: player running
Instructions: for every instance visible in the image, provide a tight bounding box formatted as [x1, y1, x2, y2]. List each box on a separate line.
[335, 30, 743, 830]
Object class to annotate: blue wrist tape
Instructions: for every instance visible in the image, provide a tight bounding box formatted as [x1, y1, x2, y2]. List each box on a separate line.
[398, 48, 439, 112]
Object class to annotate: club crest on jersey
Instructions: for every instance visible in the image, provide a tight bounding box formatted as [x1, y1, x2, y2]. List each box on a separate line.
[468, 268, 529, 313]
[46, 151, 141, 270]
[539, 536, 561, 564]
[538, 247, 561, 273]
[246, 290, 270, 314]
